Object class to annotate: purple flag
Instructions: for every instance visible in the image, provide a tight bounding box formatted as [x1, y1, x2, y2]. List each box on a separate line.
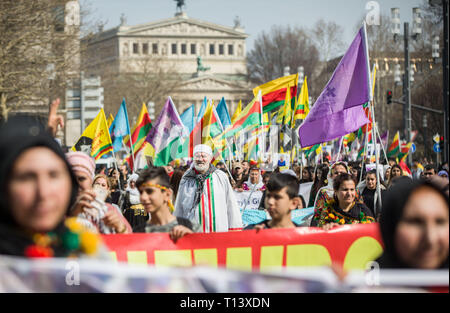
[299, 26, 371, 147]
[377, 130, 389, 149]
[145, 97, 187, 155]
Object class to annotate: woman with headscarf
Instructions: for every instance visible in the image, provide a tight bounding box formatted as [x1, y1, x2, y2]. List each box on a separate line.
[66, 152, 131, 234]
[376, 178, 448, 269]
[121, 173, 149, 229]
[311, 173, 375, 229]
[310, 162, 349, 227]
[0, 116, 104, 258]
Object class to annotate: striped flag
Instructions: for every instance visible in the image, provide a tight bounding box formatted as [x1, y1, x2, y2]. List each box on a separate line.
[187, 100, 223, 158]
[219, 91, 263, 139]
[293, 76, 309, 123]
[253, 74, 298, 113]
[387, 131, 401, 158]
[144, 97, 187, 167]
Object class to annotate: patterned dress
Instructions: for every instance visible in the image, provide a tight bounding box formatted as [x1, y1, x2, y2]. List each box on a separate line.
[312, 199, 375, 227]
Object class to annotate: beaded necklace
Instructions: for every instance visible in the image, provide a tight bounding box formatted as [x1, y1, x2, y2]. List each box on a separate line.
[24, 218, 100, 258]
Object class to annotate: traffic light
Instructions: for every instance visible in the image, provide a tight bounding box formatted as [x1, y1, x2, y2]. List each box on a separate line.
[387, 90, 393, 104]
[439, 136, 444, 152]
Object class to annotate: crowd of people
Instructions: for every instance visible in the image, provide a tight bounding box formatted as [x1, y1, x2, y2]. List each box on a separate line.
[0, 114, 448, 272]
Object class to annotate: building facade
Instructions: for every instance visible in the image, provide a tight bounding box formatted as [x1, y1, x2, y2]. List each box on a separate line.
[82, 11, 253, 117]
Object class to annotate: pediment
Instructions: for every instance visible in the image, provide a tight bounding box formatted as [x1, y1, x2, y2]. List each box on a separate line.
[177, 75, 250, 91]
[119, 17, 248, 39]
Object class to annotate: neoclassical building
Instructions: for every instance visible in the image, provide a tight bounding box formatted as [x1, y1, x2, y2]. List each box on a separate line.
[82, 10, 253, 116]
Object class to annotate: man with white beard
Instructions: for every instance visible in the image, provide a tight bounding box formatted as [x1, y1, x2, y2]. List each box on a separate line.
[174, 144, 242, 233]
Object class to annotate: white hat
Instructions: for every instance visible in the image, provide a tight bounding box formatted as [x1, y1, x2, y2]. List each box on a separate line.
[128, 173, 139, 183]
[193, 144, 212, 156]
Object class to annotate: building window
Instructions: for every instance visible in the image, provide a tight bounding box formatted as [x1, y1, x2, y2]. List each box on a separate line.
[191, 43, 196, 54]
[219, 44, 224, 55]
[133, 43, 139, 54]
[209, 44, 215, 55]
[152, 43, 158, 54]
[228, 44, 234, 55]
[172, 43, 177, 54]
[143, 43, 148, 54]
[181, 44, 187, 54]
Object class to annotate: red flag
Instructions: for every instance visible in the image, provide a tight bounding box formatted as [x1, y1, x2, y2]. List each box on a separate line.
[398, 159, 412, 176]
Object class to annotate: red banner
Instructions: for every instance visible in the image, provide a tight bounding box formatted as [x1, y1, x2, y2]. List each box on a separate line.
[102, 223, 384, 272]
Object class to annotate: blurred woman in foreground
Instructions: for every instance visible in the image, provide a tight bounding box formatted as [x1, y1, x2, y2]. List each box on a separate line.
[0, 116, 104, 258]
[377, 178, 449, 269]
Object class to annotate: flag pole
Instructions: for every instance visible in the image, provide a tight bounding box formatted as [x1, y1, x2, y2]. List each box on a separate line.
[336, 136, 344, 162]
[376, 127, 389, 164]
[122, 98, 136, 172]
[105, 110, 122, 190]
[364, 22, 382, 216]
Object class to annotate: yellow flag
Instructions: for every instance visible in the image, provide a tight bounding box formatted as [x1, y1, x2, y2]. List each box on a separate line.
[283, 83, 292, 126]
[276, 83, 293, 125]
[142, 141, 156, 158]
[107, 114, 114, 128]
[72, 109, 113, 160]
[293, 76, 309, 123]
[231, 100, 242, 124]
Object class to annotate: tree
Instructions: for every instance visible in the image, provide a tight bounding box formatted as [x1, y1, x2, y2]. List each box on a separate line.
[99, 55, 182, 124]
[311, 19, 347, 63]
[246, 25, 320, 86]
[0, 1, 83, 121]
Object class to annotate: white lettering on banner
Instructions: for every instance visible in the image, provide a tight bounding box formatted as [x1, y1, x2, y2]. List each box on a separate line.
[234, 191, 263, 211]
[65, 261, 80, 286]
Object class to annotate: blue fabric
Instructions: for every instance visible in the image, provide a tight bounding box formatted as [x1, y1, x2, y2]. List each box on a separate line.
[180, 104, 195, 133]
[109, 98, 131, 152]
[216, 97, 231, 129]
[196, 96, 207, 123]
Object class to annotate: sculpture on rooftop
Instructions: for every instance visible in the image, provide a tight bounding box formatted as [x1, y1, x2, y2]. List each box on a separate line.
[196, 56, 210, 73]
[174, 0, 186, 13]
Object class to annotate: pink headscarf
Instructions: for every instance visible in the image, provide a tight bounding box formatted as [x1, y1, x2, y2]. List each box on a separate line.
[66, 151, 96, 179]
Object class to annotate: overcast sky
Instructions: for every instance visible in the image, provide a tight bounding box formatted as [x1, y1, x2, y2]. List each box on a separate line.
[85, 0, 425, 53]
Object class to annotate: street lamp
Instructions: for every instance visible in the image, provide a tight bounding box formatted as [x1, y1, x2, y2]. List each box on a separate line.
[423, 114, 428, 160]
[147, 101, 155, 120]
[394, 63, 402, 85]
[390, 7, 422, 165]
[412, 7, 422, 39]
[297, 66, 304, 83]
[432, 36, 441, 62]
[283, 66, 290, 77]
